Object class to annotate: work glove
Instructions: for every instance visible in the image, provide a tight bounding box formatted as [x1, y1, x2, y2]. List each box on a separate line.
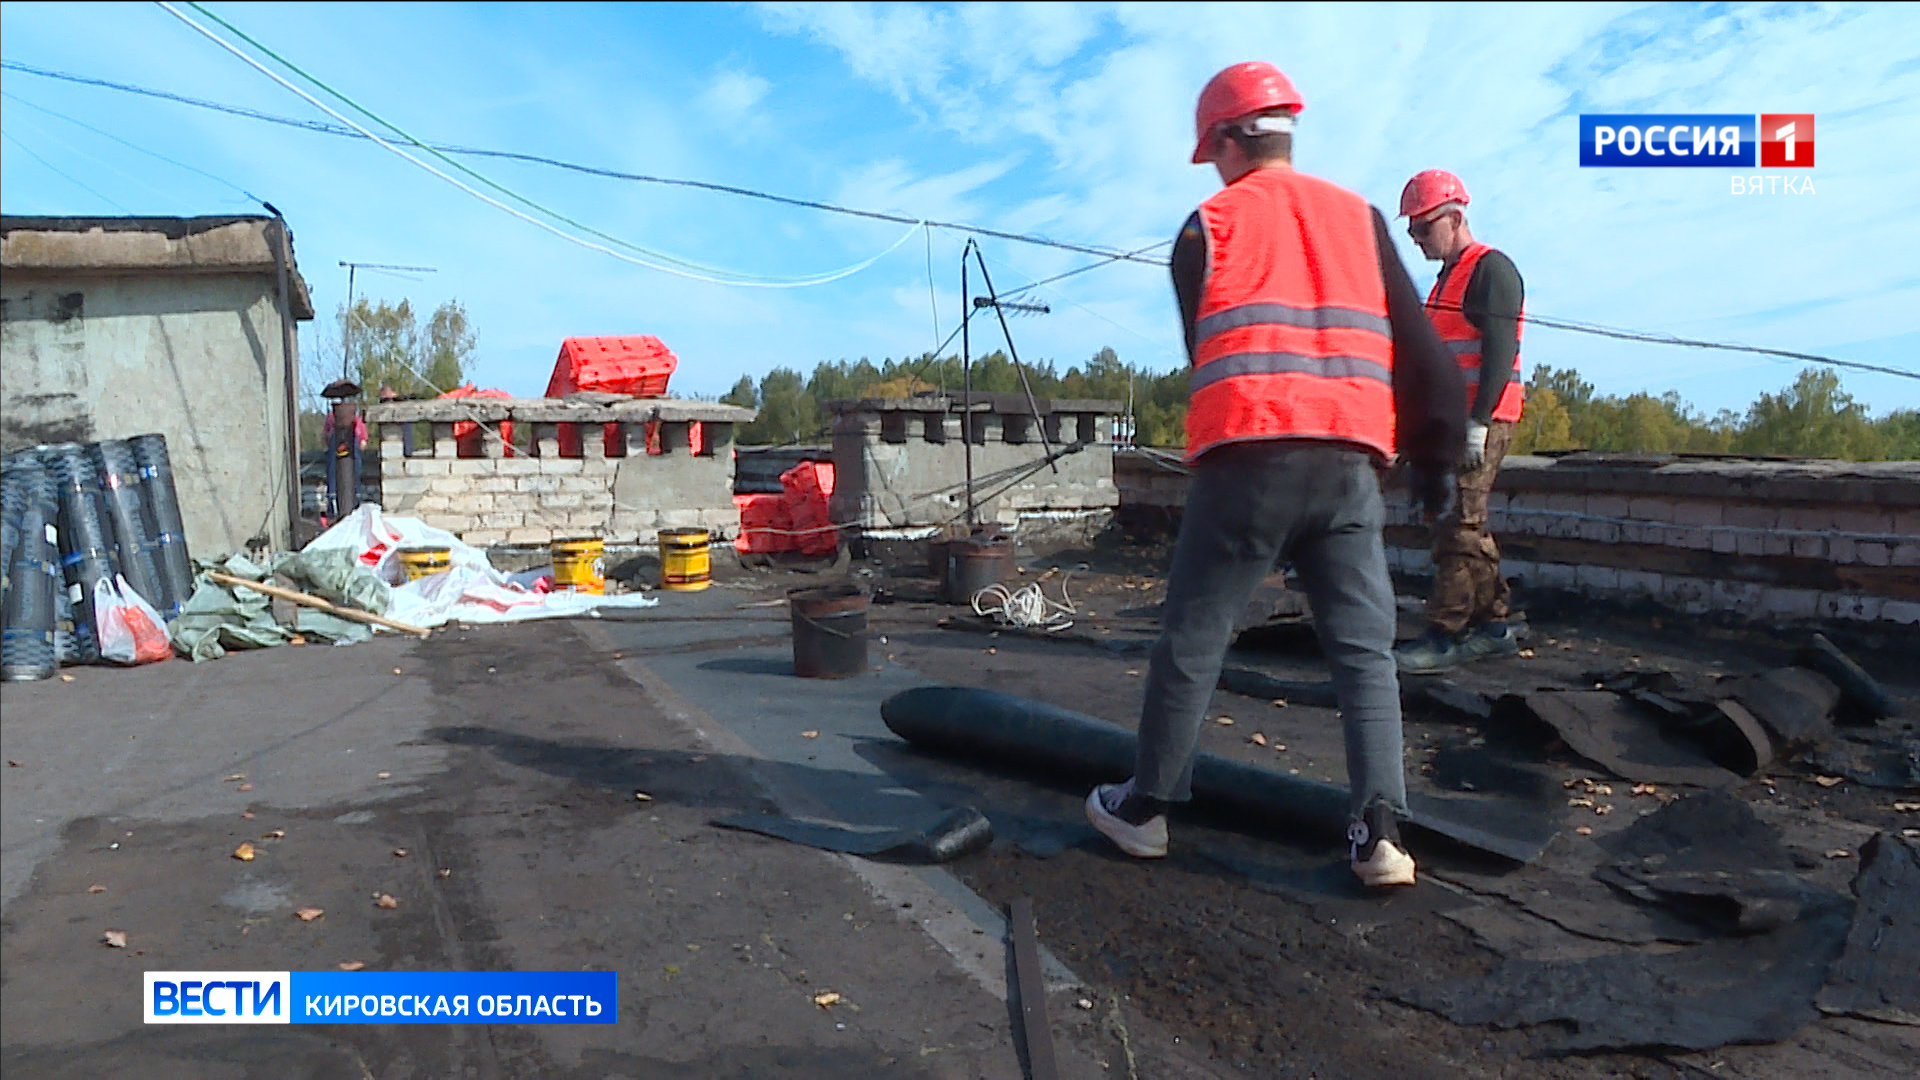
[1411, 460, 1457, 522]
[1462, 421, 1489, 472]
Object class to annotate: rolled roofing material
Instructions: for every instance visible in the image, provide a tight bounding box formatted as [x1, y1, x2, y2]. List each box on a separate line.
[880, 686, 1556, 863]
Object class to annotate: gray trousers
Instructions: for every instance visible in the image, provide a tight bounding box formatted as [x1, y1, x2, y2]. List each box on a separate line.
[1134, 440, 1408, 818]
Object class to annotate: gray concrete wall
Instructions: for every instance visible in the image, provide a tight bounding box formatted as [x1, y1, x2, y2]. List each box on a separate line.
[830, 409, 1119, 534]
[1, 273, 298, 555]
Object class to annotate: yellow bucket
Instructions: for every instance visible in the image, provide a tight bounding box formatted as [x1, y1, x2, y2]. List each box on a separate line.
[659, 528, 711, 592]
[551, 537, 606, 594]
[396, 546, 452, 581]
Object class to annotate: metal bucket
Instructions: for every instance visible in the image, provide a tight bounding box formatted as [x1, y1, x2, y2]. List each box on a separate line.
[552, 537, 606, 594]
[396, 546, 452, 582]
[658, 528, 711, 592]
[788, 582, 870, 679]
[943, 534, 1015, 605]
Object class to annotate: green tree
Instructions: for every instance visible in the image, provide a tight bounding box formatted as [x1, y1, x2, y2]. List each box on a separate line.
[1733, 367, 1884, 460]
[737, 367, 814, 445]
[334, 297, 477, 400]
[1510, 386, 1574, 454]
[721, 375, 757, 411]
[1875, 409, 1920, 460]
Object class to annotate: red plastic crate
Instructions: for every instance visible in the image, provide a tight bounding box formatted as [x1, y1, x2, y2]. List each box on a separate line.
[438, 384, 515, 457]
[546, 335, 677, 398]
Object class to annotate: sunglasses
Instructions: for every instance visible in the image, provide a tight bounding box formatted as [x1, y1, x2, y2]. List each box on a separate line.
[1408, 212, 1453, 239]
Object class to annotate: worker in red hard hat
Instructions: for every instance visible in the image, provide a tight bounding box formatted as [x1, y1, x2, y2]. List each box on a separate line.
[1085, 62, 1466, 888]
[1394, 169, 1528, 675]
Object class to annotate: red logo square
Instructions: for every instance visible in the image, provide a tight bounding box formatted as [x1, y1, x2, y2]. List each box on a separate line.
[1760, 113, 1814, 168]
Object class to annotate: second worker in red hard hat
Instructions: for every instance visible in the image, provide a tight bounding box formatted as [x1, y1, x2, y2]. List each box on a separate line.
[1084, 62, 1465, 887]
[1393, 170, 1528, 674]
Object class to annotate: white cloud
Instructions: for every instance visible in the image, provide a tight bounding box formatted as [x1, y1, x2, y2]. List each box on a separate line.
[702, 70, 773, 124]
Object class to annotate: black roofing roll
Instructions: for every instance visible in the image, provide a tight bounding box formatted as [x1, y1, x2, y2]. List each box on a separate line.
[130, 433, 193, 619]
[1, 455, 26, 611]
[2, 457, 59, 681]
[88, 439, 166, 612]
[46, 443, 112, 662]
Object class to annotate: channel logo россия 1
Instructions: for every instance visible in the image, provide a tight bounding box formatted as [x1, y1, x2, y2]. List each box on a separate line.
[1579, 114, 1814, 168]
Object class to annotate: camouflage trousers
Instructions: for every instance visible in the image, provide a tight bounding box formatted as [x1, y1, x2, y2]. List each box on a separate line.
[1426, 420, 1515, 635]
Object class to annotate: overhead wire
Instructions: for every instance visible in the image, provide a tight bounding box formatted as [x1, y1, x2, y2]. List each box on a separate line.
[155, 2, 923, 289]
[2, 130, 135, 213]
[8, 52, 1910, 379]
[3, 90, 265, 204]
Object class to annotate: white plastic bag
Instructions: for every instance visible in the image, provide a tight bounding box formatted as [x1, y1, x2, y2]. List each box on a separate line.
[96, 573, 172, 665]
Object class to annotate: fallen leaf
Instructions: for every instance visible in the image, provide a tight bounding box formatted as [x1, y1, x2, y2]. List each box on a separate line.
[1894, 802, 1920, 813]
[1575, 825, 1594, 836]
[984, 647, 996, 655]
[1214, 716, 1234, 726]
[237, 783, 254, 792]
[612, 652, 624, 659]
[262, 830, 285, 839]
[1568, 797, 1595, 808]
[1518, 648, 1537, 659]
[240, 811, 255, 820]
[232, 842, 256, 862]
[102, 930, 128, 948]
[295, 907, 325, 922]
[690, 755, 707, 763]
[225, 774, 246, 782]
[634, 792, 654, 802]
[1594, 804, 1616, 815]
[60, 673, 75, 682]
[1825, 849, 1854, 859]
[1125, 670, 1140, 677]
[1270, 698, 1288, 708]
[392, 668, 403, 675]
[1249, 733, 1268, 747]
[88, 884, 107, 894]
[1594, 784, 1614, 796]
[374, 894, 399, 909]
[801, 730, 820, 739]
[1903, 829, 1920, 840]
[288, 634, 306, 646]
[663, 964, 681, 976]
[1272, 743, 1287, 752]
[392, 848, 408, 858]
[1813, 776, 1845, 788]
[437, 868, 452, 879]
[338, 961, 365, 971]
[813, 991, 842, 1008]
[376, 772, 392, 780]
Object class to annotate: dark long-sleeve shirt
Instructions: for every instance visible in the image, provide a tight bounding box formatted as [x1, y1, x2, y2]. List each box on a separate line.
[1171, 202, 1465, 468]
[1431, 247, 1523, 424]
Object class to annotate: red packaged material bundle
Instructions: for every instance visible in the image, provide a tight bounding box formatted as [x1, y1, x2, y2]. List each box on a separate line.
[733, 461, 837, 556]
[437, 384, 515, 457]
[546, 335, 677, 398]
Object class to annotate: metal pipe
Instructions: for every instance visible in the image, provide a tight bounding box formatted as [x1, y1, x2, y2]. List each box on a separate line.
[960, 241, 975, 529]
[269, 214, 302, 549]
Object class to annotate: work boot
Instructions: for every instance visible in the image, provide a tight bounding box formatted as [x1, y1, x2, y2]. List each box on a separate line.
[1348, 799, 1417, 887]
[1394, 628, 1474, 674]
[1085, 777, 1168, 859]
[1463, 619, 1522, 661]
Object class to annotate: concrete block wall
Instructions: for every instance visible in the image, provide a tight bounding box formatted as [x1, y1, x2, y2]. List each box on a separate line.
[827, 397, 1121, 537]
[366, 399, 752, 549]
[1377, 454, 1920, 627]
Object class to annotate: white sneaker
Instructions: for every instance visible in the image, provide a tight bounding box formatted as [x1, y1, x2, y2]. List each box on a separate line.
[1348, 800, 1417, 887]
[1085, 779, 1168, 858]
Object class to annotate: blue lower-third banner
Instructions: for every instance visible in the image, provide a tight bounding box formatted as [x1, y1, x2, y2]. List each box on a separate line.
[145, 971, 618, 1024]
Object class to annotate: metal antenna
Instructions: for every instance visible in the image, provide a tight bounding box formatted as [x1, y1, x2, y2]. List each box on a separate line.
[339, 261, 437, 380]
[961, 241, 976, 528]
[968, 246, 1059, 474]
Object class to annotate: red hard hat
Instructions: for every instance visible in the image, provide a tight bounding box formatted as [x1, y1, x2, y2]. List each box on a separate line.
[1192, 62, 1305, 164]
[1399, 169, 1471, 218]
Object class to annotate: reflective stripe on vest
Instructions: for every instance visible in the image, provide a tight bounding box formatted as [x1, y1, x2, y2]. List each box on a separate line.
[1188, 169, 1396, 461]
[1425, 242, 1524, 422]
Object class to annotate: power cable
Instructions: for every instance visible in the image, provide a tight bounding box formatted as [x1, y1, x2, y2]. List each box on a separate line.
[8, 54, 1909, 379]
[156, 2, 923, 289]
[2, 130, 135, 213]
[0, 57, 1165, 267]
[3, 90, 265, 204]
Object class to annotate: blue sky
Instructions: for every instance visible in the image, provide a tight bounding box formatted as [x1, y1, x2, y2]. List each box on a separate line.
[3, 2, 1916, 416]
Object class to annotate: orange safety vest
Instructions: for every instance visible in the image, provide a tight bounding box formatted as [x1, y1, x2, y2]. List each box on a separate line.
[1425, 242, 1524, 422]
[1188, 168, 1396, 462]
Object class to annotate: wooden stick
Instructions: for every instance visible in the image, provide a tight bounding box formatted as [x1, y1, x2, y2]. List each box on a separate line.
[207, 571, 431, 639]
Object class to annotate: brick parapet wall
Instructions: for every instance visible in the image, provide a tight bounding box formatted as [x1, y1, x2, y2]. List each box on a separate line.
[366, 398, 750, 548]
[1116, 451, 1920, 627]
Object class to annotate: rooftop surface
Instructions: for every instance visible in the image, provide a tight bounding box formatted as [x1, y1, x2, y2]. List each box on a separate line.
[3, 544, 1915, 1077]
